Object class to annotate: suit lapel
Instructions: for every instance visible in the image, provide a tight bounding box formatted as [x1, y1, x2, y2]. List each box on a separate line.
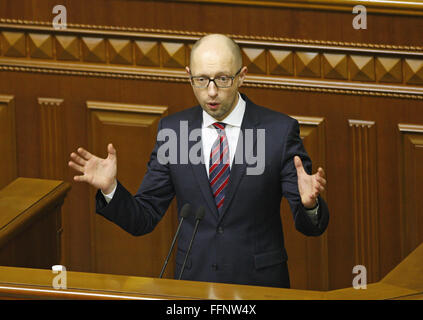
[188, 106, 220, 219]
[218, 95, 260, 223]
[186, 95, 260, 222]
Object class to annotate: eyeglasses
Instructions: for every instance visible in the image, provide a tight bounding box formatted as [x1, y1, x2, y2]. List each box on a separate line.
[190, 67, 242, 88]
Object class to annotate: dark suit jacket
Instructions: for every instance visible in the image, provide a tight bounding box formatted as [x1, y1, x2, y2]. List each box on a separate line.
[96, 93, 329, 288]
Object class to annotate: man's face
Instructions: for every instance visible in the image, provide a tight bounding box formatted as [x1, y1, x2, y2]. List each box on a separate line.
[187, 47, 246, 121]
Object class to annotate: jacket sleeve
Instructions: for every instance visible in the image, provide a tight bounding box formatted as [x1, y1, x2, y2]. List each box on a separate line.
[280, 119, 329, 236]
[95, 119, 176, 236]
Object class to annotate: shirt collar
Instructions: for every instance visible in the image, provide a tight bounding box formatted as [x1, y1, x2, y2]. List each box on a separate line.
[202, 93, 246, 128]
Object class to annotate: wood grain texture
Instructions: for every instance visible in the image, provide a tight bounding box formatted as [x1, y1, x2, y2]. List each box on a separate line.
[398, 124, 423, 260]
[38, 97, 67, 265]
[1, 67, 420, 290]
[348, 120, 380, 284]
[0, 178, 70, 268]
[0, 95, 17, 189]
[2, 0, 423, 49]
[0, 0, 422, 292]
[281, 116, 329, 290]
[169, 0, 423, 16]
[1, 241, 423, 300]
[38, 97, 65, 179]
[1, 21, 423, 99]
[87, 101, 176, 278]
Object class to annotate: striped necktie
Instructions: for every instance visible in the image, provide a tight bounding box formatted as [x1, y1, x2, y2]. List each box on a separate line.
[209, 122, 230, 213]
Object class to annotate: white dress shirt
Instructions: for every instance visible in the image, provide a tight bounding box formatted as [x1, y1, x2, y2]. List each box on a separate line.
[102, 93, 319, 224]
[202, 93, 245, 176]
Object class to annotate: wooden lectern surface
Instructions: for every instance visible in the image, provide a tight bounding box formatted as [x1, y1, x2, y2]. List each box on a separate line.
[0, 266, 323, 300]
[0, 242, 422, 300]
[0, 178, 64, 226]
[325, 242, 423, 300]
[0, 177, 70, 248]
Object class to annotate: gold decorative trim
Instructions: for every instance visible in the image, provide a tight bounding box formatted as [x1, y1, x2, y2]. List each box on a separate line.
[398, 123, 423, 133]
[348, 119, 376, 128]
[293, 116, 325, 126]
[242, 82, 423, 100]
[2, 19, 423, 99]
[1, 18, 422, 51]
[1, 62, 423, 100]
[169, 0, 423, 17]
[38, 97, 64, 106]
[87, 101, 168, 115]
[0, 94, 15, 104]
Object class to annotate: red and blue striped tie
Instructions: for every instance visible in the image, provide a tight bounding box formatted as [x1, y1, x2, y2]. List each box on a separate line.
[209, 122, 230, 213]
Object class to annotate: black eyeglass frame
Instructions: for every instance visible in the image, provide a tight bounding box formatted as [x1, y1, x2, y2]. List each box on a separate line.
[189, 67, 243, 88]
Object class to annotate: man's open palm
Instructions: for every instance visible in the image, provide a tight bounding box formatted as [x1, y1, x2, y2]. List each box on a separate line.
[68, 143, 117, 194]
[294, 155, 326, 209]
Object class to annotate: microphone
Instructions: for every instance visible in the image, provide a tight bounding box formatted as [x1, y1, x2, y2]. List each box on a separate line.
[178, 206, 205, 280]
[159, 203, 192, 278]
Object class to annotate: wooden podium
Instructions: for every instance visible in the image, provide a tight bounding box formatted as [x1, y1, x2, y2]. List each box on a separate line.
[0, 177, 422, 300]
[0, 178, 70, 269]
[0, 241, 422, 300]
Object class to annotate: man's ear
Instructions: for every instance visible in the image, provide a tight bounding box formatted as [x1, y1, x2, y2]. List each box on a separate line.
[238, 66, 248, 87]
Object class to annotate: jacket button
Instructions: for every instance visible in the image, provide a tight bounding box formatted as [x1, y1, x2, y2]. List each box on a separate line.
[212, 264, 218, 271]
[217, 226, 224, 234]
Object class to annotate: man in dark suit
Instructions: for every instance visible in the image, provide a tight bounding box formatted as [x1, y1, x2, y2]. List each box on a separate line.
[68, 34, 329, 288]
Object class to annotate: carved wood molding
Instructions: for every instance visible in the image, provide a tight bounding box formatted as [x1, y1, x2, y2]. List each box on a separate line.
[0, 95, 17, 189]
[86, 100, 170, 275]
[87, 101, 168, 115]
[169, 0, 423, 16]
[397, 123, 423, 259]
[38, 97, 65, 180]
[0, 178, 70, 250]
[398, 123, 423, 133]
[1, 18, 422, 51]
[348, 119, 380, 283]
[1, 20, 423, 99]
[285, 115, 329, 290]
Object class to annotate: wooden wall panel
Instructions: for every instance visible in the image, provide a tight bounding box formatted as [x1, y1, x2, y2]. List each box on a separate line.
[1, 0, 423, 47]
[0, 0, 422, 291]
[38, 97, 67, 265]
[398, 124, 423, 259]
[38, 97, 65, 179]
[281, 116, 329, 290]
[87, 101, 178, 278]
[0, 95, 17, 189]
[348, 120, 380, 283]
[0, 178, 70, 269]
[1, 67, 420, 290]
[1, 23, 423, 99]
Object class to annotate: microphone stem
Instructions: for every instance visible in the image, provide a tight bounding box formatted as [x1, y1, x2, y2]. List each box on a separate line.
[159, 217, 184, 278]
[178, 219, 200, 280]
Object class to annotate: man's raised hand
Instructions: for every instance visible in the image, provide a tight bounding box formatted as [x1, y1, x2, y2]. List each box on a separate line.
[68, 143, 117, 194]
[294, 155, 326, 209]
